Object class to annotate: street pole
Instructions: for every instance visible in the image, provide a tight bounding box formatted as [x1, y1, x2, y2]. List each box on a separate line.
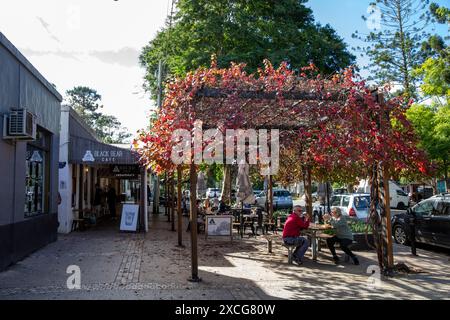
[153, 60, 164, 215]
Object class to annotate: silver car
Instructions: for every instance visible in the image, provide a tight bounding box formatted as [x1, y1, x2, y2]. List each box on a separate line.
[255, 189, 293, 211]
[314, 193, 370, 220]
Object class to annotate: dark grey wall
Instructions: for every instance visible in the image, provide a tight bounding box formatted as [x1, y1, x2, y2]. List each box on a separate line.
[0, 32, 62, 270]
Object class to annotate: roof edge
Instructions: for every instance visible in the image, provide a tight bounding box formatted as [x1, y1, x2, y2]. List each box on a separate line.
[0, 32, 63, 102]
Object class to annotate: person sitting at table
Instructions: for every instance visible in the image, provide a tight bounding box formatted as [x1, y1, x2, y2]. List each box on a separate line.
[203, 198, 213, 215]
[323, 207, 359, 265]
[218, 199, 230, 213]
[282, 206, 310, 265]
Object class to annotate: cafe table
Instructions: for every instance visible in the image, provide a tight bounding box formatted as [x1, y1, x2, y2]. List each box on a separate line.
[304, 223, 335, 261]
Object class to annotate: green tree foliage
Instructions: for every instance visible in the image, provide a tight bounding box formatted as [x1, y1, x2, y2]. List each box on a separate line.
[140, 0, 355, 99]
[415, 3, 450, 103]
[407, 104, 450, 181]
[430, 2, 450, 24]
[353, 0, 432, 98]
[65, 86, 132, 144]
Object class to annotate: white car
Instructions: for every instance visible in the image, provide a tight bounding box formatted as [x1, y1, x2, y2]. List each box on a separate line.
[206, 188, 221, 198]
[314, 193, 371, 221]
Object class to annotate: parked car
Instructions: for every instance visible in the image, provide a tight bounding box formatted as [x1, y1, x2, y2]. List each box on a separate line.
[314, 193, 371, 221]
[358, 180, 410, 209]
[301, 192, 318, 202]
[255, 189, 293, 211]
[392, 194, 450, 249]
[333, 188, 348, 195]
[206, 188, 221, 198]
[253, 189, 263, 196]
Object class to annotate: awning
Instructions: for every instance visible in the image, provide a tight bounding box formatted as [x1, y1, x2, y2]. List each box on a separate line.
[69, 135, 139, 165]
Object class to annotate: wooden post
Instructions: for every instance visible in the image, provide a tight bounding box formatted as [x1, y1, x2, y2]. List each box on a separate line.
[139, 167, 147, 232]
[382, 164, 394, 269]
[188, 164, 200, 282]
[171, 174, 175, 232]
[303, 166, 313, 219]
[177, 166, 183, 246]
[165, 172, 170, 220]
[268, 175, 273, 221]
[377, 91, 394, 271]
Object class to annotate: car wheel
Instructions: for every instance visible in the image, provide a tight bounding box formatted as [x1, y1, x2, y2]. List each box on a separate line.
[393, 225, 409, 245]
[397, 202, 406, 210]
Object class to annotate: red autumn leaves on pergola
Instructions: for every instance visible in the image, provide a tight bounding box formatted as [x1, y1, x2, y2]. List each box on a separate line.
[133, 59, 429, 183]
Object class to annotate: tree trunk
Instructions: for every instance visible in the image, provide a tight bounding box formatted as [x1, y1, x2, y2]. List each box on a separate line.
[221, 164, 232, 205]
[347, 184, 354, 193]
[153, 175, 160, 214]
[302, 165, 313, 219]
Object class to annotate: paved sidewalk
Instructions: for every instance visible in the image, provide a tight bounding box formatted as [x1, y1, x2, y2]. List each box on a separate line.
[0, 214, 449, 300]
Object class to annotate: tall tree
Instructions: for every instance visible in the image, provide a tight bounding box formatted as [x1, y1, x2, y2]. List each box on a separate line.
[140, 0, 355, 99]
[353, 0, 432, 98]
[408, 3, 450, 189]
[406, 104, 450, 187]
[65, 86, 132, 144]
[140, 0, 355, 201]
[415, 3, 449, 104]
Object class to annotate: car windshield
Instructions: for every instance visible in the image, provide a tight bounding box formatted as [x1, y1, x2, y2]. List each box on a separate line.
[342, 196, 350, 207]
[354, 196, 370, 209]
[414, 199, 435, 217]
[330, 196, 341, 206]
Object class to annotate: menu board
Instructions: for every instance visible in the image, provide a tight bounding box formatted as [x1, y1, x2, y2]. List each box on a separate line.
[205, 216, 232, 241]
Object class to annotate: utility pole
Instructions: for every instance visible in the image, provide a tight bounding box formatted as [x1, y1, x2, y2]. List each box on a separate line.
[152, 60, 164, 215]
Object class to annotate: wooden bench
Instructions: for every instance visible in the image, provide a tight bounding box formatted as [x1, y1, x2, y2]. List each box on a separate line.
[283, 243, 298, 264]
[262, 234, 283, 254]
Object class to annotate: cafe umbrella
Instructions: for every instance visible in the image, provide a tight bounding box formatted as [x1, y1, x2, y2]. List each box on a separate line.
[235, 162, 256, 206]
[197, 171, 207, 199]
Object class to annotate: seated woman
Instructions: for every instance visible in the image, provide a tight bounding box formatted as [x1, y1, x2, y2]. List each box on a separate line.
[203, 198, 213, 215]
[323, 208, 359, 265]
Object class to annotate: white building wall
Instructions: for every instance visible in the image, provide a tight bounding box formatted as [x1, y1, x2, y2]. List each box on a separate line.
[58, 106, 73, 234]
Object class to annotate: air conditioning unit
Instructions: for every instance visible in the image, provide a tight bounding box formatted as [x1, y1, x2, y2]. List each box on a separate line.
[2, 108, 37, 140]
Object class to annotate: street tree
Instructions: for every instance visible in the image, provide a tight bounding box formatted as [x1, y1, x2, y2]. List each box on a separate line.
[140, 0, 355, 100]
[139, 0, 355, 200]
[353, 0, 432, 98]
[65, 86, 132, 144]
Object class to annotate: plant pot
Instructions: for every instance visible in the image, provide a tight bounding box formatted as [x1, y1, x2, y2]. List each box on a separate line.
[351, 233, 375, 251]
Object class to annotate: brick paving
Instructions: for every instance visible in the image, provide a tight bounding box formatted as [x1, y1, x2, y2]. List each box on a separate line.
[0, 213, 449, 300]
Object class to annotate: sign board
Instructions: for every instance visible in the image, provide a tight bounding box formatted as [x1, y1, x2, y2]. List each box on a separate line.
[110, 165, 140, 178]
[205, 215, 233, 241]
[437, 180, 447, 194]
[120, 204, 139, 232]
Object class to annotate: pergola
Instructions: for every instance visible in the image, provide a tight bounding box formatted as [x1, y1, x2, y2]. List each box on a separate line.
[134, 60, 429, 280]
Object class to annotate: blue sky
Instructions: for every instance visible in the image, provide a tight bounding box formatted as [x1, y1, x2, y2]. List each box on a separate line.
[307, 0, 449, 77]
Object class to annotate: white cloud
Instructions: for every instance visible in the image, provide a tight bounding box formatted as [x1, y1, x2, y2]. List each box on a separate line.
[0, 0, 168, 139]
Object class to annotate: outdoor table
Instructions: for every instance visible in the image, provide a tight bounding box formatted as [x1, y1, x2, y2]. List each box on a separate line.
[304, 223, 334, 261]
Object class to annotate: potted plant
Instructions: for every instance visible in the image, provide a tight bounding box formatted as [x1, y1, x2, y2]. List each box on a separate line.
[272, 209, 290, 228]
[348, 220, 375, 251]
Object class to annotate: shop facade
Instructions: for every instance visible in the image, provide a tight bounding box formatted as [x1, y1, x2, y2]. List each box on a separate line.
[58, 105, 148, 234]
[0, 32, 62, 270]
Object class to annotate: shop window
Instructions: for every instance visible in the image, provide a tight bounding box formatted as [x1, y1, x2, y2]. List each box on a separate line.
[25, 129, 50, 217]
